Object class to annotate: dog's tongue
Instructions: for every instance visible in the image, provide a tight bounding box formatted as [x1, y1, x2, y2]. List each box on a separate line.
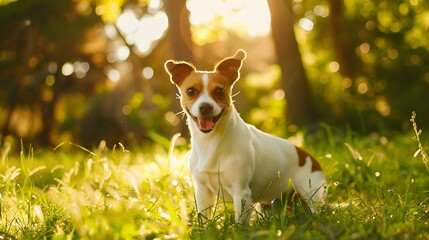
[198, 118, 214, 131]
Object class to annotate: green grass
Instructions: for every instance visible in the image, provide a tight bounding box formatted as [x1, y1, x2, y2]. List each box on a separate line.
[1, 118, 428, 239]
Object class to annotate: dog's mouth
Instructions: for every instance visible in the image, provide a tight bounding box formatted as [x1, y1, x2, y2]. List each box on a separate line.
[187, 108, 224, 133]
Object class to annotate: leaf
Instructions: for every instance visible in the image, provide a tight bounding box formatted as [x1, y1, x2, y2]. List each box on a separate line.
[345, 143, 363, 161]
[29, 166, 47, 177]
[99, 169, 112, 189]
[413, 149, 421, 158]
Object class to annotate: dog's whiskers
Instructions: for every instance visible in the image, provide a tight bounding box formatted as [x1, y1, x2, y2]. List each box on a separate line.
[175, 110, 186, 119]
[231, 91, 240, 103]
[231, 91, 241, 99]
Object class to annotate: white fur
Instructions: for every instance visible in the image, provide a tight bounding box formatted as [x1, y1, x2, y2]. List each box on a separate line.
[202, 73, 209, 86]
[189, 73, 223, 118]
[187, 103, 327, 224]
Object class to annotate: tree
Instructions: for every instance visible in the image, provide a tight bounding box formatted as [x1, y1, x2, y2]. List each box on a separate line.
[0, 0, 100, 146]
[164, 0, 193, 62]
[164, 0, 194, 135]
[329, 0, 359, 78]
[267, 0, 315, 124]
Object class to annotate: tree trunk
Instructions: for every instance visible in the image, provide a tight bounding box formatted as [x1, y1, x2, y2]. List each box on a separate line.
[267, 0, 315, 124]
[37, 66, 64, 146]
[164, 0, 194, 136]
[329, 0, 357, 78]
[164, 0, 193, 62]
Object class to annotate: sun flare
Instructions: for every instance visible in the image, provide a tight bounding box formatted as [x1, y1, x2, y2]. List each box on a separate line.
[187, 0, 271, 38]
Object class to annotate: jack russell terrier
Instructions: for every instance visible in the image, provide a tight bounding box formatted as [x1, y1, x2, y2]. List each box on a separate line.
[165, 49, 327, 224]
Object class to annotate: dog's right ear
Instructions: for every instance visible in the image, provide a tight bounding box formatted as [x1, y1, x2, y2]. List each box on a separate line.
[164, 60, 195, 86]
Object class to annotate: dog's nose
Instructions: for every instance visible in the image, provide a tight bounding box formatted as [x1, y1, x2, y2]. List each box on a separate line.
[199, 103, 213, 116]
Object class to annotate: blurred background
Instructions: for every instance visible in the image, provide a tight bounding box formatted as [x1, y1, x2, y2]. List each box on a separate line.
[0, 0, 428, 148]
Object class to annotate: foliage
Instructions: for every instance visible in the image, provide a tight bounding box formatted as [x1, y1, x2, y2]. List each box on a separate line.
[1, 119, 428, 239]
[0, 0, 428, 237]
[294, 0, 429, 130]
[0, 0, 170, 147]
[0, 0, 428, 147]
[410, 111, 429, 173]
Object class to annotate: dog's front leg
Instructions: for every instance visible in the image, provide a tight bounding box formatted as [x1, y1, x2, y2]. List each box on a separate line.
[233, 186, 253, 225]
[195, 184, 216, 223]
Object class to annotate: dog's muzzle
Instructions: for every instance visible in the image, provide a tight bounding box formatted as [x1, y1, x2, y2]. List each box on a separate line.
[187, 107, 224, 133]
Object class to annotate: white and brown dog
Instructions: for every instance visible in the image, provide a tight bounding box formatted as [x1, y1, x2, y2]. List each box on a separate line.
[165, 50, 327, 224]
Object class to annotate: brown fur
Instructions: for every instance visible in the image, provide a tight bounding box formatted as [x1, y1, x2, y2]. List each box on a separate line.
[295, 146, 322, 172]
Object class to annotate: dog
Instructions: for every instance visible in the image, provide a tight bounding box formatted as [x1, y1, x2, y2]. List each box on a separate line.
[164, 49, 327, 224]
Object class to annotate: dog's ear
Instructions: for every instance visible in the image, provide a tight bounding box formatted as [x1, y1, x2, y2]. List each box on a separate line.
[165, 60, 195, 86]
[215, 49, 246, 84]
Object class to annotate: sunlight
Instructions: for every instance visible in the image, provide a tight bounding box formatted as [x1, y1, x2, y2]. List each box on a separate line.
[74, 61, 90, 78]
[105, 67, 121, 82]
[116, 10, 139, 35]
[314, 5, 329, 18]
[240, 0, 271, 36]
[110, 0, 270, 58]
[298, 18, 314, 32]
[142, 67, 154, 80]
[133, 11, 168, 54]
[61, 62, 74, 76]
[114, 9, 168, 56]
[187, 0, 271, 38]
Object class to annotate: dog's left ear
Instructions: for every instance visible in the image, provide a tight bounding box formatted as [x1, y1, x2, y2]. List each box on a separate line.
[215, 49, 246, 84]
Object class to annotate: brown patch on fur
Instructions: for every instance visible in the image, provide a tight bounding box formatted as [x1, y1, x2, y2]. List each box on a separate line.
[206, 73, 232, 105]
[164, 61, 195, 85]
[178, 72, 233, 112]
[176, 72, 203, 108]
[214, 49, 246, 84]
[295, 146, 322, 172]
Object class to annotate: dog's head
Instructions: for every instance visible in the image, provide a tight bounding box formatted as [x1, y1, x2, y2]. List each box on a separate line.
[165, 49, 246, 133]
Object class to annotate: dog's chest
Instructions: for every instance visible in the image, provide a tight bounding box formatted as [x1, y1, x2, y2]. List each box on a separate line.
[190, 133, 244, 172]
[189, 146, 254, 199]
[191, 169, 234, 201]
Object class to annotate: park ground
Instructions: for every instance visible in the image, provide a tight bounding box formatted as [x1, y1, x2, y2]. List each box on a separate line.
[0, 114, 428, 239]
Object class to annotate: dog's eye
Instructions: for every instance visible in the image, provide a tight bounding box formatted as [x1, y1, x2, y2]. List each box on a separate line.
[214, 87, 225, 97]
[186, 87, 197, 96]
